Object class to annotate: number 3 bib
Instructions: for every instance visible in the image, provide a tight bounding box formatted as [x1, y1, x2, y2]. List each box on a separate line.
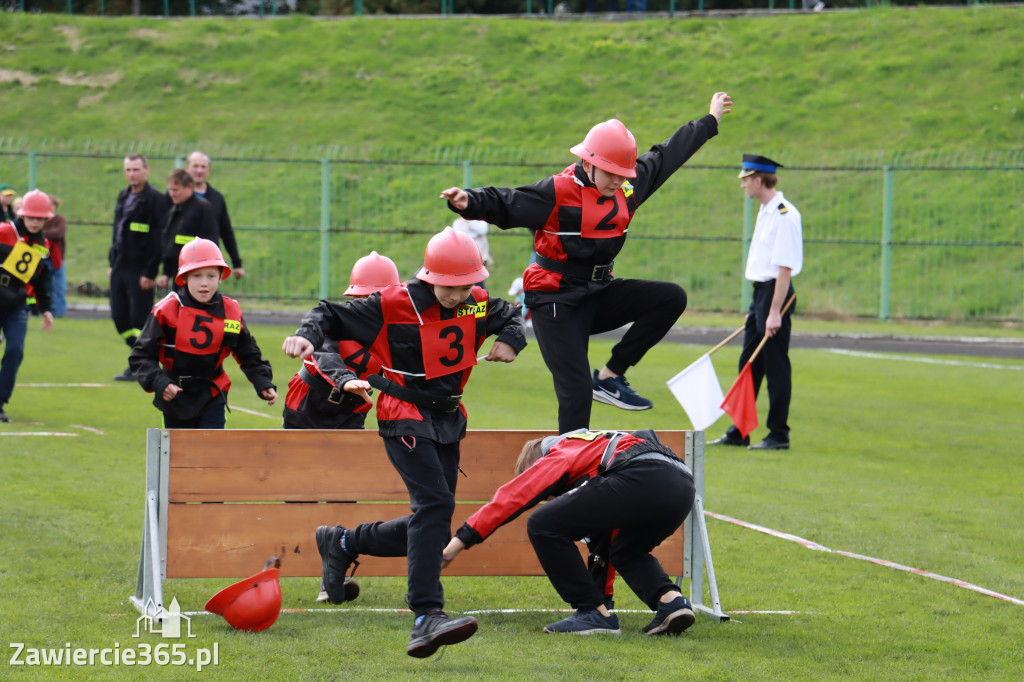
[580, 187, 629, 239]
[419, 314, 477, 379]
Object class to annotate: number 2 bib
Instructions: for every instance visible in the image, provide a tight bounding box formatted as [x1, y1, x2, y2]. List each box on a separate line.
[419, 314, 477, 379]
[580, 187, 629, 239]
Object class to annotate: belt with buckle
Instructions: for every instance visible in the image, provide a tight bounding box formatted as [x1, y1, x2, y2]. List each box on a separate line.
[367, 374, 461, 414]
[535, 254, 614, 282]
[299, 364, 344, 404]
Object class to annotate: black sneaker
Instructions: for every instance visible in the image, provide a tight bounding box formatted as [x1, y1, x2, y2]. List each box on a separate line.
[315, 525, 361, 604]
[407, 610, 478, 658]
[0, 408, 10, 424]
[113, 367, 135, 382]
[592, 370, 652, 411]
[641, 595, 695, 636]
[544, 608, 621, 634]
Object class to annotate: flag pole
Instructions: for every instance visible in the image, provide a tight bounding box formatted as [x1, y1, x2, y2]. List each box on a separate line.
[746, 293, 797, 365]
[707, 326, 745, 357]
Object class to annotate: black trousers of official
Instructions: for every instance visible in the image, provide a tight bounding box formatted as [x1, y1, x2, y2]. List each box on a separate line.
[529, 278, 687, 433]
[526, 459, 695, 612]
[109, 267, 155, 348]
[725, 281, 796, 443]
[345, 435, 460, 615]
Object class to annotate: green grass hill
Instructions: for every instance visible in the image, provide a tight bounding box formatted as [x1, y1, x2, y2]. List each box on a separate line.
[1, 7, 1022, 155]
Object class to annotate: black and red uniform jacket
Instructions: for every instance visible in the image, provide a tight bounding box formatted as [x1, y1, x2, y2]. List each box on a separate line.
[0, 222, 53, 314]
[448, 114, 719, 307]
[130, 289, 275, 420]
[283, 338, 380, 429]
[292, 277, 526, 444]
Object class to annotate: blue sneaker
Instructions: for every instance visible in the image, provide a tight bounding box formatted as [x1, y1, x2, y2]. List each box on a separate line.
[592, 370, 653, 411]
[641, 595, 695, 636]
[544, 608, 621, 634]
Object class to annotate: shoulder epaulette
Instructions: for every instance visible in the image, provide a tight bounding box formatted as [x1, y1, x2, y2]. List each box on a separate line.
[778, 203, 788, 214]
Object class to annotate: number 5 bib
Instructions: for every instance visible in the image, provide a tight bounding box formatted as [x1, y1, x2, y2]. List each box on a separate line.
[419, 314, 477, 379]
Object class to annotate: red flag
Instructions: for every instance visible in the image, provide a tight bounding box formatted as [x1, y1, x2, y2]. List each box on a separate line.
[720, 363, 758, 438]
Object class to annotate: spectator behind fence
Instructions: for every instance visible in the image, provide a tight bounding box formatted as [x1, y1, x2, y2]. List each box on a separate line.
[42, 196, 67, 318]
[157, 169, 219, 290]
[0, 184, 17, 223]
[109, 154, 169, 382]
[451, 216, 491, 288]
[186, 151, 245, 279]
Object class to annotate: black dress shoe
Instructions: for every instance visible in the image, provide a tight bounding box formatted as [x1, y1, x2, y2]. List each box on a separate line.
[708, 434, 749, 447]
[749, 438, 790, 451]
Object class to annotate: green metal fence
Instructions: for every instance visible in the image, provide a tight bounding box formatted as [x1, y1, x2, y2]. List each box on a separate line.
[1, 141, 1021, 321]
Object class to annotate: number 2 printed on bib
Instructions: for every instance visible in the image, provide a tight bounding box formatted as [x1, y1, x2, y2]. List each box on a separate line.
[580, 187, 629, 239]
[419, 314, 477, 379]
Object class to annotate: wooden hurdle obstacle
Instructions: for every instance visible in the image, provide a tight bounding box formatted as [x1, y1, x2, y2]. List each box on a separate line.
[131, 428, 726, 621]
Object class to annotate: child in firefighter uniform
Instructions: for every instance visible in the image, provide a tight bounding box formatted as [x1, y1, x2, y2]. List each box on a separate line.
[0, 190, 58, 423]
[282, 251, 401, 431]
[440, 92, 732, 434]
[282, 226, 527, 658]
[442, 429, 696, 636]
[130, 238, 276, 428]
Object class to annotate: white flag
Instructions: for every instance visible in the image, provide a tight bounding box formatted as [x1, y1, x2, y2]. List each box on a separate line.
[666, 354, 726, 431]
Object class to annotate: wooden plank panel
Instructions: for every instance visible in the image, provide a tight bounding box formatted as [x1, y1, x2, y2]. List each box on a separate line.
[165, 502, 684, 579]
[166, 429, 688, 503]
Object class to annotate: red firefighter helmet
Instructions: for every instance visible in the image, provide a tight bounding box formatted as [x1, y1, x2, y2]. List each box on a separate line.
[344, 250, 401, 296]
[569, 119, 638, 178]
[175, 237, 231, 286]
[0, 222, 17, 246]
[416, 226, 489, 286]
[205, 560, 283, 632]
[17, 190, 56, 219]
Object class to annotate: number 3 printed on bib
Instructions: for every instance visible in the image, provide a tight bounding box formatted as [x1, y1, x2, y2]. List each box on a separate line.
[419, 315, 477, 379]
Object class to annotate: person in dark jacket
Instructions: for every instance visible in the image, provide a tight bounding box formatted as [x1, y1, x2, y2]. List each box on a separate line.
[442, 429, 696, 636]
[157, 169, 219, 290]
[130, 238, 276, 429]
[440, 92, 732, 433]
[109, 155, 169, 381]
[0, 191, 57, 423]
[186, 151, 245, 279]
[282, 227, 527, 659]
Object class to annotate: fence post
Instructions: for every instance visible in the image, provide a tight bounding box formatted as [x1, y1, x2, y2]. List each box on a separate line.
[28, 151, 37, 190]
[880, 165, 893, 321]
[462, 160, 472, 191]
[319, 159, 331, 300]
[741, 195, 753, 312]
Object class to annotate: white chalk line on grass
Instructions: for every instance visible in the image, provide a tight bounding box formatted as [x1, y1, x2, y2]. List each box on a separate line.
[16, 382, 109, 387]
[70, 424, 105, 435]
[230, 406, 278, 419]
[705, 510, 1024, 607]
[826, 348, 1024, 371]
[0, 432, 78, 437]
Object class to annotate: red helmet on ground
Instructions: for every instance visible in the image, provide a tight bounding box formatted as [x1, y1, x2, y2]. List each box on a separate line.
[344, 250, 401, 296]
[0, 222, 17, 246]
[205, 563, 282, 632]
[17, 190, 56, 219]
[569, 119, 638, 178]
[416, 226, 489, 286]
[175, 237, 231, 286]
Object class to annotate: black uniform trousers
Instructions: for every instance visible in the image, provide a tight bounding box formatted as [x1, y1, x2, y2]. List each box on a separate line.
[345, 435, 460, 615]
[725, 280, 796, 443]
[530, 278, 687, 433]
[526, 458, 694, 611]
[109, 266, 155, 348]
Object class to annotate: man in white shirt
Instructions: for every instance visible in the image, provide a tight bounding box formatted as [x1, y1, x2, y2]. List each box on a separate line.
[710, 155, 803, 450]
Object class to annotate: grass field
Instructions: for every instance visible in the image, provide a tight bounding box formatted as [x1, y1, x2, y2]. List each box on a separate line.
[1, 316, 1022, 679]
